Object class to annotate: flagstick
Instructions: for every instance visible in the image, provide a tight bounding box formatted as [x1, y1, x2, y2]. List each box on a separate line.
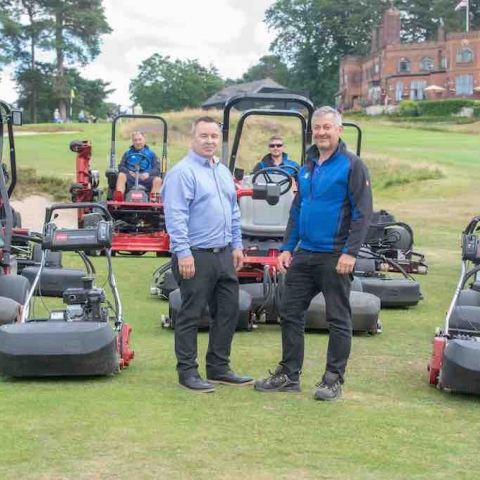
[467, 0, 470, 33]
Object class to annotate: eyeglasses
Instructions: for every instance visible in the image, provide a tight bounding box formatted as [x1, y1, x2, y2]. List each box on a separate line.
[269, 143, 283, 148]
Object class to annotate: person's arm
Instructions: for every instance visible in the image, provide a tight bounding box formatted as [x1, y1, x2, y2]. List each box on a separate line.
[250, 161, 262, 175]
[280, 191, 301, 252]
[230, 190, 243, 251]
[161, 168, 195, 258]
[118, 151, 129, 174]
[344, 159, 373, 257]
[148, 151, 160, 177]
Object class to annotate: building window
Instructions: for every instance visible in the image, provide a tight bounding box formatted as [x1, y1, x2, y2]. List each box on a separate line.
[420, 57, 434, 71]
[410, 80, 427, 100]
[395, 80, 403, 101]
[456, 74, 473, 95]
[397, 58, 411, 73]
[456, 48, 473, 64]
[440, 56, 447, 69]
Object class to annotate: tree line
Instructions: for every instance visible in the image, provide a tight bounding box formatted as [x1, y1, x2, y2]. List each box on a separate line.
[0, 0, 477, 121]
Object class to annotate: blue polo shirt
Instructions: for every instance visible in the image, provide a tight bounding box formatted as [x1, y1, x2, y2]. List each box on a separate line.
[161, 150, 243, 258]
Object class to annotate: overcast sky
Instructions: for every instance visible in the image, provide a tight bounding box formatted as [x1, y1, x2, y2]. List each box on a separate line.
[0, 0, 277, 107]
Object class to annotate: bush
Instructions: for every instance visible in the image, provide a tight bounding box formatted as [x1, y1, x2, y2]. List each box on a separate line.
[399, 100, 419, 117]
[418, 99, 477, 117]
[473, 105, 480, 118]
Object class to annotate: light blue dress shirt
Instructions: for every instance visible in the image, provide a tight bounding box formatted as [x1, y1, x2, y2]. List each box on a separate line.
[161, 150, 243, 258]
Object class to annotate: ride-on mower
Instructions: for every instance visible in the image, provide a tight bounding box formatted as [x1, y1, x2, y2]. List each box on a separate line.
[428, 216, 480, 394]
[154, 93, 381, 333]
[70, 114, 169, 255]
[0, 100, 31, 325]
[0, 202, 134, 377]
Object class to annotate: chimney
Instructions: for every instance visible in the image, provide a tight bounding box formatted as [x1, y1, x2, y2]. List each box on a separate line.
[438, 20, 446, 42]
[383, 7, 401, 46]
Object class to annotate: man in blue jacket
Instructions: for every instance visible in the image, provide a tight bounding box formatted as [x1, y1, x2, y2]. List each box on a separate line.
[251, 135, 299, 175]
[254, 106, 373, 401]
[161, 116, 253, 393]
[115, 131, 162, 197]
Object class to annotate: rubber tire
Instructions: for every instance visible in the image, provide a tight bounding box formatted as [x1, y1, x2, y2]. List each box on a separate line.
[0, 275, 30, 304]
[13, 210, 21, 228]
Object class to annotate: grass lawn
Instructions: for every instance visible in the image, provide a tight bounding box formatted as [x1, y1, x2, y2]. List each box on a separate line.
[2, 115, 480, 479]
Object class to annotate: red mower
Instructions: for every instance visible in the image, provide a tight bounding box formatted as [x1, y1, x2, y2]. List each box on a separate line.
[428, 216, 480, 394]
[70, 114, 170, 256]
[0, 100, 31, 324]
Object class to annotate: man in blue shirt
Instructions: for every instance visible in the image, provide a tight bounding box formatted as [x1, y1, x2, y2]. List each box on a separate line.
[115, 131, 162, 197]
[254, 107, 373, 401]
[251, 135, 299, 175]
[161, 116, 253, 393]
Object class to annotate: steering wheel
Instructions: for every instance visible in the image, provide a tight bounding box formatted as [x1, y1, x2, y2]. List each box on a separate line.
[251, 166, 294, 196]
[125, 152, 151, 172]
[280, 164, 299, 177]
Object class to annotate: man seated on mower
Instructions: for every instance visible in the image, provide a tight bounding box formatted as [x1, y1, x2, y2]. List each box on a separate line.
[251, 135, 299, 175]
[115, 131, 162, 201]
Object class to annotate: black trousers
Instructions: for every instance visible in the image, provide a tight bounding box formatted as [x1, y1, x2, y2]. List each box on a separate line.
[172, 249, 239, 380]
[279, 250, 352, 383]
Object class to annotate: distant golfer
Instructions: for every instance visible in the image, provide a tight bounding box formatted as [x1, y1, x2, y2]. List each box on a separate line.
[254, 106, 373, 401]
[161, 116, 252, 393]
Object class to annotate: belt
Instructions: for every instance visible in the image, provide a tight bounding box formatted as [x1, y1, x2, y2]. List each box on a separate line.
[191, 246, 228, 253]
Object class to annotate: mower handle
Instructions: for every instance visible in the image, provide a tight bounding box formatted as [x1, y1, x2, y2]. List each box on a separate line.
[45, 202, 113, 223]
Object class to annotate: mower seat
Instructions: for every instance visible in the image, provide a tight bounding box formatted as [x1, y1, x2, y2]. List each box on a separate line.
[105, 168, 118, 191]
[239, 174, 294, 238]
[0, 297, 19, 325]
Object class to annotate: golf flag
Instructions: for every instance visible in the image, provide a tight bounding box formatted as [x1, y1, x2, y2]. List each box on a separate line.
[455, 0, 468, 11]
[70, 88, 75, 100]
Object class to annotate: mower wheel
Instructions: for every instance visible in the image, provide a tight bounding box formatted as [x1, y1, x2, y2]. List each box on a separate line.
[0, 275, 30, 304]
[13, 210, 21, 228]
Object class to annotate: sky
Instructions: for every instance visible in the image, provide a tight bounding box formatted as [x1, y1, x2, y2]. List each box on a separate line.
[0, 0, 277, 107]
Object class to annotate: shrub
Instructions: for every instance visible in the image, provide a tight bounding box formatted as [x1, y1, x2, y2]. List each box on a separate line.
[418, 99, 477, 117]
[399, 100, 419, 117]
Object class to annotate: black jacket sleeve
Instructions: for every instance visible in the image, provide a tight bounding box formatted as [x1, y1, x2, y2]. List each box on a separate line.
[149, 154, 160, 178]
[118, 152, 129, 174]
[344, 158, 373, 257]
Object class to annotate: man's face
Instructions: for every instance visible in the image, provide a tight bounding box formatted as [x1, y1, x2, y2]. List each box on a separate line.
[312, 114, 343, 153]
[132, 133, 146, 151]
[268, 139, 284, 159]
[191, 121, 220, 158]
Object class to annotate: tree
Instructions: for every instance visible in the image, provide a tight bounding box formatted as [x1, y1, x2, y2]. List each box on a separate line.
[0, 0, 111, 122]
[241, 55, 291, 86]
[265, 0, 389, 105]
[130, 54, 224, 112]
[42, 0, 111, 120]
[16, 63, 113, 123]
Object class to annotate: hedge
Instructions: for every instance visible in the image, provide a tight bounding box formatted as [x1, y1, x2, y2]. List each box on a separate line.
[417, 99, 478, 116]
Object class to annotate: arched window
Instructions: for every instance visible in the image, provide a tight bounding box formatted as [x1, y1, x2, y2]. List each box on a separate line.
[456, 48, 473, 63]
[398, 58, 411, 73]
[420, 57, 434, 71]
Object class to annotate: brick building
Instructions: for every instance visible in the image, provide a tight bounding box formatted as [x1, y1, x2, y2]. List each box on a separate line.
[337, 6, 480, 110]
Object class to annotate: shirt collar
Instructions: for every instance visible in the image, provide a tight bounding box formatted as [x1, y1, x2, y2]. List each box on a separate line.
[188, 149, 220, 166]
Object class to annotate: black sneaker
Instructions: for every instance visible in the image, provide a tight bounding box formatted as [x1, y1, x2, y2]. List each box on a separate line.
[313, 376, 342, 401]
[254, 366, 300, 392]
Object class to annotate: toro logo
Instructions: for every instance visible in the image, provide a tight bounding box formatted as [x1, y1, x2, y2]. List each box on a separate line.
[55, 233, 68, 242]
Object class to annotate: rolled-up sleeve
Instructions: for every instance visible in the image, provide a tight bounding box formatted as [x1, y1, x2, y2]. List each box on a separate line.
[230, 197, 243, 250]
[161, 168, 195, 258]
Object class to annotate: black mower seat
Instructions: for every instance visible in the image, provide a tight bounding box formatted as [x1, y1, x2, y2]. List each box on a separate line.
[0, 297, 19, 325]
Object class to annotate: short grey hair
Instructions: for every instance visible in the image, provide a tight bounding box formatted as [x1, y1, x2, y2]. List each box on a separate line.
[312, 106, 342, 128]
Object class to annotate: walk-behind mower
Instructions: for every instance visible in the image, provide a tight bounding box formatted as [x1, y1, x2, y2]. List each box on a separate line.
[70, 114, 169, 255]
[0, 202, 134, 377]
[428, 216, 480, 394]
[154, 93, 382, 333]
[0, 100, 31, 325]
